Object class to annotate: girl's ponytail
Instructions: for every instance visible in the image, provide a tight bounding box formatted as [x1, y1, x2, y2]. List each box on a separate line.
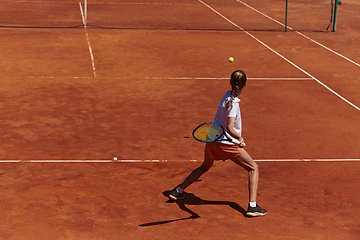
[226, 70, 247, 109]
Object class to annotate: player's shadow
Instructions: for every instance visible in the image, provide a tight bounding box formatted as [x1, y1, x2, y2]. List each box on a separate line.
[138, 190, 247, 227]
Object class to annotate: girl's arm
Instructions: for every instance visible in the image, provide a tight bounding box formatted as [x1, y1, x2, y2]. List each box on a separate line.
[227, 117, 244, 145]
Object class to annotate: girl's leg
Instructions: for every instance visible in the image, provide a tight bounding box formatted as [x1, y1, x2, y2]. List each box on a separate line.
[169, 145, 215, 201]
[231, 150, 259, 202]
[179, 151, 214, 190]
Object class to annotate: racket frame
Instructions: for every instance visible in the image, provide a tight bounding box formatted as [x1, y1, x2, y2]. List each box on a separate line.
[192, 121, 241, 145]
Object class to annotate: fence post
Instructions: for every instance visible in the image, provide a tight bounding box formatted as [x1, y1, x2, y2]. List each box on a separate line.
[333, 0, 339, 32]
[84, 0, 87, 26]
[285, 0, 288, 32]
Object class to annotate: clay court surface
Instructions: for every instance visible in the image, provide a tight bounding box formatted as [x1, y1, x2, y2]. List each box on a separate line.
[0, 0, 360, 239]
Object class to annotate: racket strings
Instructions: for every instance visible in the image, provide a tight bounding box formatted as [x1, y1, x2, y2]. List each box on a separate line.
[193, 123, 223, 142]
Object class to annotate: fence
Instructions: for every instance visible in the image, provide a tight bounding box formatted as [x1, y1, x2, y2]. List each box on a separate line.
[0, 0, 339, 31]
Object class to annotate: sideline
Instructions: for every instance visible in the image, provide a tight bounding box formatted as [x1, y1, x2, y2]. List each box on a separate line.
[198, 0, 360, 112]
[79, 2, 96, 77]
[236, 0, 360, 68]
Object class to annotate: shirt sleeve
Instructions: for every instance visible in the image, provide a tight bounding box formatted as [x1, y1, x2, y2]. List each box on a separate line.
[228, 102, 239, 118]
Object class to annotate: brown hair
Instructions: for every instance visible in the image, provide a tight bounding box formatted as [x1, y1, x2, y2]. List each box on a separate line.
[226, 70, 247, 109]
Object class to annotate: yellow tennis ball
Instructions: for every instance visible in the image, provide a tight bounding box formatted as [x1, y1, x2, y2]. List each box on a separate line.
[229, 57, 234, 63]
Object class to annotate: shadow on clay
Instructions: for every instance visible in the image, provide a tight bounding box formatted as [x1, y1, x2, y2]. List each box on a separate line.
[138, 190, 247, 227]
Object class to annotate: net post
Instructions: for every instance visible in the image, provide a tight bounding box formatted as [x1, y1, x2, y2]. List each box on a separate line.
[285, 0, 288, 32]
[333, 0, 339, 32]
[84, 0, 87, 26]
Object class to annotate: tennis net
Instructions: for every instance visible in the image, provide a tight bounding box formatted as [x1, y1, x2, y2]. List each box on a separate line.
[0, 0, 84, 28]
[0, 0, 335, 31]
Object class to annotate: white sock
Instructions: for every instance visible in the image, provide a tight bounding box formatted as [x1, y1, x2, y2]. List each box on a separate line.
[249, 201, 257, 208]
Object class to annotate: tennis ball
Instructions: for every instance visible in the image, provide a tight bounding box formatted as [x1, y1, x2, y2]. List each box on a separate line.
[229, 57, 234, 63]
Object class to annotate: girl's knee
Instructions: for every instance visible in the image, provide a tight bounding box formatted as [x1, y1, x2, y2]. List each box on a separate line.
[202, 156, 214, 172]
[253, 161, 259, 170]
[200, 163, 212, 173]
[247, 161, 258, 172]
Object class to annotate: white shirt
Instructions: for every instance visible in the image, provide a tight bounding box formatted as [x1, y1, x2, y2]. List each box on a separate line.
[213, 90, 242, 144]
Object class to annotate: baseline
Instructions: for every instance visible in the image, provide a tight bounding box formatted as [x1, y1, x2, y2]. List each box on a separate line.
[3, 76, 314, 81]
[0, 159, 359, 163]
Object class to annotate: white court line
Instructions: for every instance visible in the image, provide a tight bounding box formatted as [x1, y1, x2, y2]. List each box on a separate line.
[79, 2, 97, 78]
[0, 159, 359, 163]
[0, 160, 179, 163]
[236, 0, 289, 30]
[236, 0, 360, 68]
[7, 76, 313, 81]
[295, 31, 360, 68]
[0, 160, 113, 163]
[255, 159, 360, 162]
[148, 77, 313, 81]
[198, 0, 360, 112]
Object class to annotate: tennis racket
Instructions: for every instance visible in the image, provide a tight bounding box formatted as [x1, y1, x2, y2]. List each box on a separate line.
[192, 121, 245, 147]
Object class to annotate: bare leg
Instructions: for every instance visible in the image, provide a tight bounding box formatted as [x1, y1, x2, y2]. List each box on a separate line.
[231, 150, 259, 202]
[179, 152, 214, 190]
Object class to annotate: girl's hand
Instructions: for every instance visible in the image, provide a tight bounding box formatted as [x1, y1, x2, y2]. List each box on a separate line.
[236, 136, 246, 148]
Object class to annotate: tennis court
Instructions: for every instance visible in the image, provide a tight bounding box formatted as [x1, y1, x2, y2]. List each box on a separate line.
[0, 0, 359, 239]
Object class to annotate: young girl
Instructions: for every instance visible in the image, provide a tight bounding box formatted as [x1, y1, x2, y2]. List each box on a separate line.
[169, 70, 267, 217]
